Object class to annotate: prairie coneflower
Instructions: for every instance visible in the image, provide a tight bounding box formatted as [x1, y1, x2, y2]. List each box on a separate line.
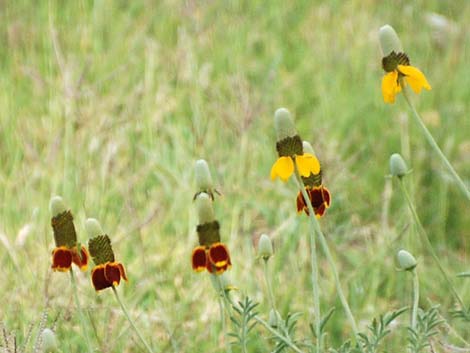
[270, 108, 320, 182]
[50, 196, 89, 272]
[296, 141, 331, 218]
[86, 219, 127, 291]
[191, 192, 231, 274]
[379, 25, 431, 104]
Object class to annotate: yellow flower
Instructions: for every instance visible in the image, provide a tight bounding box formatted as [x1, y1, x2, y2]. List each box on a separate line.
[270, 153, 320, 182]
[381, 52, 431, 104]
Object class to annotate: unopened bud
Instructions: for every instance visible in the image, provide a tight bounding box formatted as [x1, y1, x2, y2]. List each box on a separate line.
[41, 328, 58, 352]
[389, 153, 408, 178]
[302, 141, 316, 155]
[85, 218, 104, 238]
[257, 234, 273, 260]
[379, 24, 403, 56]
[195, 192, 215, 224]
[268, 309, 282, 328]
[49, 196, 66, 217]
[397, 249, 417, 271]
[195, 159, 213, 192]
[274, 108, 297, 141]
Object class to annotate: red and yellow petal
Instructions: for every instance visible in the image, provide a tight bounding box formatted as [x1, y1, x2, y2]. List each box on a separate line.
[398, 65, 431, 94]
[296, 191, 307, 214]
[296, 153, 320, 177]
[270, 156, 294, 182]
[51, 246, 73, 272]
[117, 262, 128, 282]
[382, 71, 400, 103]
[310, 186, 331, 218]
[104, 262, 123, 287]
[208, 243, 231, 268]
[71, 245, 89, 272]
[191, 246, 208, 272]
[91, 264, 112, 291]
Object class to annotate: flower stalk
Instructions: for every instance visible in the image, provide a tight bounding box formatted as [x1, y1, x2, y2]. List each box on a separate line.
[411, 269, 419, 330]
[398, 178, 465, 309]
[69, 269, 94, 353]
[400, 77, 470, 201]
[112, 286, 156, 353]
[294, 161, 360, 345]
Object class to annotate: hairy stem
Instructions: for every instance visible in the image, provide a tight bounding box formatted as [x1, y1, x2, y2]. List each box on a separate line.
[398, 179, 465, 309]
[411, 269, 419, 330]
[293, 161, 361, 347]
[112, 286, 155, 353]
[263, 259, 277, 312]
[69, 270, 93, 353]
[401, 82, 470, 201]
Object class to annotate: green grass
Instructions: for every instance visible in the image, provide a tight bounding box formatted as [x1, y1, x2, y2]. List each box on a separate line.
[1, 1, 470, 352]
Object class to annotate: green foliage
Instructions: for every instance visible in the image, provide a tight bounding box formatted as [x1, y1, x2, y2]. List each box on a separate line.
[407, 306, 444, 353]
[271, 312, 304, 353]
[228, 297, 259, 351]
[358, 307, 408, 353]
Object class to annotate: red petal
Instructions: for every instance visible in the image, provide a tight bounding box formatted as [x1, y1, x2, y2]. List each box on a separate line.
[91, 265, 113, 291]
[208, 243, 231, 268]
[51, 247, 72, 272]
[191, 246, 207, 272]
[71, 245, 89, 271]
[104, 262, 122, 287]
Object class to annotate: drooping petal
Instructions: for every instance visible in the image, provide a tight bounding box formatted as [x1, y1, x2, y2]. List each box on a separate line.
[51, 247, 72, 272]
[91, 264, 112, 291]
[208, 243, 231, 268]
[296, 191, 307, 214]
[270, 157, 294, 181]
[309, 186, 331, 218]
[191, 246, 207, 272]
[104, 262, 122, 287]
[117, 262, 128, 281]
[398, 65, 431, 94]
[296, 153, 320, 177]
[382, 71, 400, 103]
[71, 245, 89, 271]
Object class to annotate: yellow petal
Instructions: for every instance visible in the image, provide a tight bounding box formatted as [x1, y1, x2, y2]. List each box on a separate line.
[296, 153, 320, 177]
[270, 156, 294, 181]
[382, 71, 399, 104]
[398, 65, 432, 94]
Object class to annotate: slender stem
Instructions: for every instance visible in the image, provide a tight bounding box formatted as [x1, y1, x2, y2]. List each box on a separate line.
[401, 82, 470, 201]
[214, 275, 232, 353]
[263, 259, 277, 312]
[398, 179, 465, 309]
[112, 287, 155, 353]
[293, 163, 361, 346]
[69, 270, 94, 353]
[293, 163, 322, 353]
[411, 269, 419, 330]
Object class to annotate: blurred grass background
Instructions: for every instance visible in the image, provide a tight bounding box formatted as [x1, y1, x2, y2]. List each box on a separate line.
[1, 0, 470, 351]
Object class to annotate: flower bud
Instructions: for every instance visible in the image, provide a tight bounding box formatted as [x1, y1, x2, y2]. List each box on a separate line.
[302, 141, 316, 155]
[195, 192, 215, 224]
[389, 153, 408, 178]
[379, 24, 403, 56]
[397, 249, 417, 271]
[195, 159, 213, 192]
[85, 218, 104, 238]
[40, 328, 59, 352]
[257, 234, 273, 260]
[49, 196, 66, 217]
[274, 108, 297, 141]
[268, 309, 282, 328]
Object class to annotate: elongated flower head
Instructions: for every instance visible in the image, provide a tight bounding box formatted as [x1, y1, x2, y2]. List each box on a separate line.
[389, 153, 409, 178]
[87, 218, 127, 291]
[49, 196, 88, 272]
[274, 108, 298, 142]
[379, 25, 431, 103]
[379, 24, 403, 56]
[195, 192, 215, 224]
[40, 328, 59, 353]
[195, 159, 214, 193]
[257, 234, 273, 260]
[397, 249, 417, 271]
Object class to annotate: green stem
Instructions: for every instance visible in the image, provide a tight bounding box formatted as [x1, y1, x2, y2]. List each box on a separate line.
[263, 259, 277, 312]
[398, 179, 465, 309]
[69, 270, 94, 353]
[411, 269, 419, 330]
[293, 162, 361, 347]
[214, 275, 232, 353]
[401, 83, 470, 201]
[293, 163, 322, 353]
[112, 287, 155, 353]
